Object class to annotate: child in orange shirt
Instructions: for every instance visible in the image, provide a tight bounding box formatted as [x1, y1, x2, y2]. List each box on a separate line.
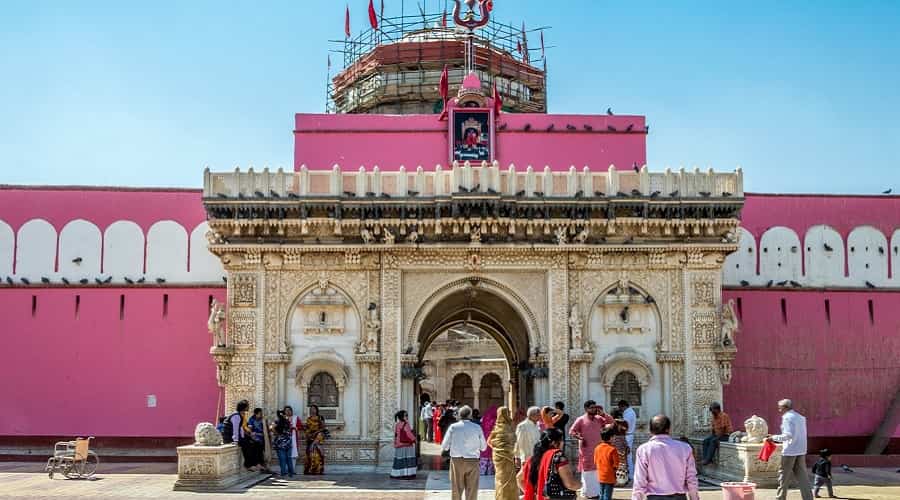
[593, 425, 619, 500]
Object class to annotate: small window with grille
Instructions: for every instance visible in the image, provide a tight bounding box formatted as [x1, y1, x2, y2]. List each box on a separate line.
[611, 371, 642, 417]
[308, 372, 339, 409]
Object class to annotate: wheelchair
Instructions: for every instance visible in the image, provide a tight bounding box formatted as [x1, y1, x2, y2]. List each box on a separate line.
[46, 436, 99, 479]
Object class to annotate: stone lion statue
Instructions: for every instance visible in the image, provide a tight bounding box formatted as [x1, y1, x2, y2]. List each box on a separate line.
[194, 422, 223, 446]
[741, 415, 768, 443]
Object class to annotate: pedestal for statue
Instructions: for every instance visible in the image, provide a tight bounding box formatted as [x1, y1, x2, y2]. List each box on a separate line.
[691, 439, 783, 488]
[173, 444, 259, 491]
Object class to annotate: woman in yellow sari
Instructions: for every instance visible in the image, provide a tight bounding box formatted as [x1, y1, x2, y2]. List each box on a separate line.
[489, 406, 518, 500]
[303, 405, 327, 475]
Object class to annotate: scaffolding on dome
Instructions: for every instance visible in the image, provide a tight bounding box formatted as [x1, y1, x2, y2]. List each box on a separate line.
[326, 10, 549, 115]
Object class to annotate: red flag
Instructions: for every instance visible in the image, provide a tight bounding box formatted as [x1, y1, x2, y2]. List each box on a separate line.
[492, 81, 502, 116]
[521, 22, 529, 63]
[516, 39, 522, 54]
[368, 0, 378, 29]
[484, 0, 493, 13]
[344, 5, 351, 38]
[441, 10, 447, 27]
[439, 64, 449, 102]
[327, 53, 332, 70]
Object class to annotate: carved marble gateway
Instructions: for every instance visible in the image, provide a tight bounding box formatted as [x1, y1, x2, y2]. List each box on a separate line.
[202, 164, 744, 464]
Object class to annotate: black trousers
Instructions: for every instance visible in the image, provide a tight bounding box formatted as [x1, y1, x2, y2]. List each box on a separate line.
[701, 434, 728, 462]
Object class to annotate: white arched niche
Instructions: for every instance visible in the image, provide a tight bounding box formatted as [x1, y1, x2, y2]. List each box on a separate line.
[0, 220, 14, 277]
[892, 230, 900, 285]
[146, 221, 188, 282]
[103, 221, 145, 281]
[57, 220, 102, 281]
[804, 225, 845, 287]
[847, 226, 888, 287]
[758, 226, 802, 283]
[598, 348, 654, 421]
[15, 219, 57, 280]
[290, 350, 355, 434]
[189, 222, 225, 283]
[723, 227, 757, 286]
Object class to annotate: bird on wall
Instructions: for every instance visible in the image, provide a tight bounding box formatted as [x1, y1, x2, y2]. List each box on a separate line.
[269, 190, 280, 198]
[878, 246, 885, 255]
[883, 189, 892, 194]
[669, 190, 679, 197]
[156, 278, 166, 284]
[776, 280, 788, 286]
[79, 278, 89, 285]
[645, 124, 650, 133]
[61, 277, 70, 285]
[343, 191, 356, 197]
[607, 107, 614, 115]
[254, 190, 266, 198]
[137, 277, 146, 283]
[740, 280, 750, 287]
[566, 124, 576, 131]
[722, 192, 733, 197]
[583, 124, 593, 131]
[515, 190, 526, 197]
[104, 276, 113, 284]
[865, 281, 876, 289]
[607, 125, 617, 132]
[41, 277, 50, 284]
[124, 277, 134, 284]
[498, 122, 507, 130]
[72, 257, 82, 264]
[824, 242, 834, 252]
[593, 191, 605, 197]
[625, 124, 634, 132]
[21, 277, 30, 285]
[222, 277, 227, 283]
[790, 280, 802, 287]
[765, 280, 774, 287]
[95, 278, 104, 284]
[630, 189, 642, 197]
[5, 277, 12, 285]
[216, 193, 229, 199]
[699, 191, 712, 197]
[546, 123, 555, 131]
[523, 123, 531, 131]
[650, 191, 661, 198]
[619, 306, 629, 322]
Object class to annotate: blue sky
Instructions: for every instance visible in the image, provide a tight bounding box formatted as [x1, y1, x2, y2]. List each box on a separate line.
[1, 1, 898, 193]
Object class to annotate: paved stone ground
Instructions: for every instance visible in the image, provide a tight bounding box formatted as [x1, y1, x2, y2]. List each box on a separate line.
[1, 461, 898, 499]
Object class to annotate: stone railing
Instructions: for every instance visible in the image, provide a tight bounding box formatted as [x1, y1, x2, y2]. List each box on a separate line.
[203, 163, 743, 200]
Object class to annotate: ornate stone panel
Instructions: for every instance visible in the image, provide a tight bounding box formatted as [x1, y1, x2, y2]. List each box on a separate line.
[691, 311, 718, 346]
[380, 266, 402, 439]
[548, 263, 569, 406]
[693, 363, 718, 389]
[231, 274, 257, 307]
[691, 278, 715, 307]
[230, 310, 256, 346]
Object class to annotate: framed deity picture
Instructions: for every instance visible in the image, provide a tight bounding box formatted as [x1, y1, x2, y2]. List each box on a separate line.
[450, 108, 494, 163]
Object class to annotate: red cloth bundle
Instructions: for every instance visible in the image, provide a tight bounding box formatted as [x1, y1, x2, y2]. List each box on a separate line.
[758, 439, 777, 462]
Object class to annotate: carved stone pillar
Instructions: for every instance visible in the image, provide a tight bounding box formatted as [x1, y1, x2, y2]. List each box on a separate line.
[378, 260, 402, 463]
[548, 260, 570, 408]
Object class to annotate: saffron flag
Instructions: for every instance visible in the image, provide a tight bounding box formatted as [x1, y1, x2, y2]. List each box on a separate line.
[517, 39, 522, 54]
[368, 0, 378, 29]
[540, 30, 545, 58]
[345, 5, 351, 38]
[442, 10, 447, 28]
[484, 0, 493, 13]
[492, 81, 502, 116]
[521, 22, 529, 63]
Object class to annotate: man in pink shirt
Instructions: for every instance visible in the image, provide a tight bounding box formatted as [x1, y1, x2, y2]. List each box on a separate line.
[632, 415, 699, 500]
[569, 400, 608, 499]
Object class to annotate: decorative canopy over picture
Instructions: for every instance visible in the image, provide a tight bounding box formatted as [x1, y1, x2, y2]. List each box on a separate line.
[451, 109, 494, 162]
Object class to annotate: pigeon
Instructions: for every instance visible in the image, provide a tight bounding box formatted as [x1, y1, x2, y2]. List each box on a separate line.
[380, 192, 391, 199]
[137, 277, 146, 283]
[631, 189, 642, 197]
[722, 192, 733, 197]
[607, 125, 617, 132]
[878, 246, 885, 255]
[343, 191, 356, 197]
[776, 280, 788, 286]
[669, 190, 679, 197]
[72, 257, 83, 264]
[156, 278, 166, 284]
[254, 190, 266, 198]
[498, 123, 507, 130]
[21, 277, 30, 285]
[408, 190, 420, 196]
[269, 190, 280, 198]
[515, 190, 526, 197]
[523, 123, 531, 131]
[288, 192, 300, 199]
[740, 280, 750, 287]
[472, 184, 480, 192]
[650, 191, 661, 198]
[633, 162, 640, 173]
[79, 278, 89, 285]
[865, 281, 876, 289]
[824, 243, 833, 252]
[607, 107, 614, 115]
[594, 191, 605, 197]
[546, 123, 555, 131]
[222, 277, 228, 283]
[566, 124, 576, 131]
[574, 190, 584, 198]
[95, 278, 104, 284]
[366, 191, 376, 197]
[841, 464, 854, 473]
[458, 185, 469, 193]
[645, 124, 650, 133]
[534, 191, 545, 198]
[4, 277, 12, 285]
[625, 124, 634, 132]
[617, 191, 628, 197]
[216, 193, 228, 199]
[790, 280, 802, 287]
[883, 189, 892, 194]
[699, 191, 712, 197]
[62, 277, 70, 285]
[124, 277, 134, 284]
[766, 280, 774, 288]
[41, 277, 50, 284]
[104, 276, 112, 284]
[583, 124, 593, 131]
[237, 192, 245, 199]
[619, 307, 629, 321]
[645, 296, 655, 304]
[487, 188, 498, 195]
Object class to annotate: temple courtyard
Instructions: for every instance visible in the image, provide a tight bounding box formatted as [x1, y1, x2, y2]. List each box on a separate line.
[1, 461, 898, 499]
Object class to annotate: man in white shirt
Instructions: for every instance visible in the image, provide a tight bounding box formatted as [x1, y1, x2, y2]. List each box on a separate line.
[442, 405, 486, 500]
[617, 399, 638, 481]
[421, 401, 434, 442]
[514, 406, 542, 466]
[768, 399, 812, 500]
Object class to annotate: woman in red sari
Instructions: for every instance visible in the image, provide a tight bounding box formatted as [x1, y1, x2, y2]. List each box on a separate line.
[432, 404, 444, 444]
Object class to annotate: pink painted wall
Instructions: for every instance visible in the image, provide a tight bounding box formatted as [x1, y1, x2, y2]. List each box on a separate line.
[741, 193, 900, 243]
[294, 113, 647, 172]
[723, 288, 900, 442]
[2, 288, 223, 437]
[0, 186, 205, 234]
